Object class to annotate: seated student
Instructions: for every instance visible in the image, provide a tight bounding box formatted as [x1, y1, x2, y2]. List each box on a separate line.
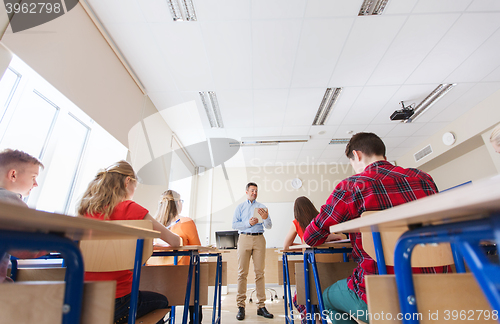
[77, 160, 181, 324]
[0, 149, 46, 283]
[155, 189, 203, 324]
[283, 196, 343, 324]
[303, 132, 451, 324]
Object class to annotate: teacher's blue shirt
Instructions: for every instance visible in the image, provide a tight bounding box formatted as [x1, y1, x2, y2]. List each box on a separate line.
[232, 199, 272, 234]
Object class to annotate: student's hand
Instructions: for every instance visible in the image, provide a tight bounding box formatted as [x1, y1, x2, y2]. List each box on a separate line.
[326, 233, 343, 242]
[249, 217, 258, 226]
[258, 208, 268, 219]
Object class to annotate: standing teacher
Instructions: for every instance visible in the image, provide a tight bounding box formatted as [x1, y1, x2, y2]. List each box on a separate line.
[232, 182, 273, 320]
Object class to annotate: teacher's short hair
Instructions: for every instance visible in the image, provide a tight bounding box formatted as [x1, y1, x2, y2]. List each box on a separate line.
[246, 182, 258, 191]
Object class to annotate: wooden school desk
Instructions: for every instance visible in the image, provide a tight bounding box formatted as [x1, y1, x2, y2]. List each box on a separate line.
[150, 245, 220, 324]
[286, 240, 352, 324]
[0, 201, 160, 324]
[329, 176, 500, 324]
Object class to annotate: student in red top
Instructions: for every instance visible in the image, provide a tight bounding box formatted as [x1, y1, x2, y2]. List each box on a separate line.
[303, 132, 450, 324]
[283, 196, 343, 324]
[78, 160, 181, 324]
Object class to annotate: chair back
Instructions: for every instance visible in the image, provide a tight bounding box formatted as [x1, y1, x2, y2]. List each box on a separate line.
[79, 220, 154, 272]
[360, 211, 454, 267]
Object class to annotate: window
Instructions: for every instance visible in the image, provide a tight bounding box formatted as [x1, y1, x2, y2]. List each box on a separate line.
[0, 55, 128, 214]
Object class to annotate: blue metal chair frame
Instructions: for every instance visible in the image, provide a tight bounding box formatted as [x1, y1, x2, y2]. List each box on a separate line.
[282, 251, 303, 324]
[0, 229, 84, 324]
[303, 246, 352, 324]
[152, 250, 201, 324]
[393, 214, 500, 324]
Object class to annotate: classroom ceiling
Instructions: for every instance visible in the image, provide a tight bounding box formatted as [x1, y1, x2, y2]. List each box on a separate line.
[85, 0, 500, 167]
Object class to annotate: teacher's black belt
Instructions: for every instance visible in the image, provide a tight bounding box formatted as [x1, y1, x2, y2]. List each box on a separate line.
[241, 232, 263, 236]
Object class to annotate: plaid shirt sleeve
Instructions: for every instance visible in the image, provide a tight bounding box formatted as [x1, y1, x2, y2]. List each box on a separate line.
[304, 179, 360, 246]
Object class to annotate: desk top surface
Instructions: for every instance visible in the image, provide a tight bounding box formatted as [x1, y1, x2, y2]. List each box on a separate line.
[153, 245, 219, 252]
[0, 201, 160, 240]
[280, 240, 352, 252]
[329, 176, 500, 233]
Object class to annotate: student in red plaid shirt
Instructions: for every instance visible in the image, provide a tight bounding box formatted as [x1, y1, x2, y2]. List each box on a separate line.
[303, 132, 451, 324]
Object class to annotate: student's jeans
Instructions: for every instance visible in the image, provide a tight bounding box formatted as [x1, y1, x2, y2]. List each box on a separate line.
[322, 279, 369, 324]
[114, 290, 169, 324]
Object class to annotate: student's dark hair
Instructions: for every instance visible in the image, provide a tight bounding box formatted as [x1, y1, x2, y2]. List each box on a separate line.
[293, 196, 319, 231]
[246, 182, 258, 191]
[0, 149, 44, 170]
[345, 132, 386, 160]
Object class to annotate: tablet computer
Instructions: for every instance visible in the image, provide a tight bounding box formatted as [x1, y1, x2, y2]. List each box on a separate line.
[253, 208, 267, 223]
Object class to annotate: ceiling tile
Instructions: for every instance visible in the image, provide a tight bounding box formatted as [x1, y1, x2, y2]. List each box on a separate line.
[284, 88, 326, 126]
[383, 0, 418, 14]
[251, 0, 307, 19]
[483, 65, 500, 82]
[382, 136, 407, 149]
[308, 125, 338, 139]
[329, 16, 408, 86]
[252, 20, 302, 88]
[201, 21, 252, 90]
[386, 123, 425, 137]
[446, 29, 500, 83]
[194, 0, 251, 21]
[226, 128, 255, 140]
[137, 0, 172, 23]
[333, 124, 368, 138]
[291, 18, 354, 88]
[341, 86, 400, 124]
[411, 0, 473, 13]
[216, 90, 254, 128]
[367, 14, 460, 86]
[304, 0, 362, 18]
[281, 126, 311, 136]
[253, 127, 283, 137]
[253, 89, 288, 127]
[324, 87, 364, 126]
[467, 0, 500, 11]
[406, 13, 500, 84]
[363, 124, 397, 137]
[150, 23, 214, 91]
[253, 148, 278, 160]
[278, 142, 305, 151]
[320, 148, 345, 160]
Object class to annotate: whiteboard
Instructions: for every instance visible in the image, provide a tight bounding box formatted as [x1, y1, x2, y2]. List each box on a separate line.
[261, 202, 301, 248]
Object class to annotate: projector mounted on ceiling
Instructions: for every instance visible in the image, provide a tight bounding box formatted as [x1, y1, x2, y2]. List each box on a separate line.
[390, 101, 415, 121]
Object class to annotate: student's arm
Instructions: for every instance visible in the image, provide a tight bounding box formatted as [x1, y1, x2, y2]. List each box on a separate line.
[325, 233, 344, 242]
[145, 214, 182, 247]
[283, 223, 298, 250]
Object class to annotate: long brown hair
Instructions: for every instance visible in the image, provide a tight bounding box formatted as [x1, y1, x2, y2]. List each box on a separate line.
[77, 160, 137, 219]
[155, 189, 181, 227]
[294, 196, 319, 231]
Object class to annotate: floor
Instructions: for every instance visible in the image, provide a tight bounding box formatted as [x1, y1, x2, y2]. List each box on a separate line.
[171, 285, 289, 324]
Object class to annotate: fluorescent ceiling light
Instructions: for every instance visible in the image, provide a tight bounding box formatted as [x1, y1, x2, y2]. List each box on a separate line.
[329, 138, 351, 145]
[167, 0, 197, 21]
[359, 0, 390, 16]
[230, 136, 310, 147]
[405, 83, 456, 123]
[199, 91, 224, 128]
[312, 88, 342, 126]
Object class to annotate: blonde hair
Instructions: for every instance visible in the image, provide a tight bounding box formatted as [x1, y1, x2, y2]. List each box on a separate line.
[155, 190, 181, 227]
[77, 160, 137, 219]
[490, 124, 500, 147]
